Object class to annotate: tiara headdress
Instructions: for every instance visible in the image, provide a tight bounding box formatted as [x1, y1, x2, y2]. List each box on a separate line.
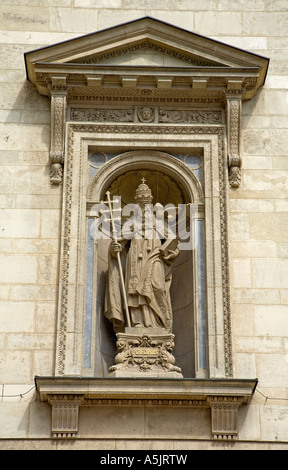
[135, 178, 153, 203]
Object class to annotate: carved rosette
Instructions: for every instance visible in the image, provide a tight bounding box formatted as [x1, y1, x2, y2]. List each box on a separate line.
[109, 331, 183, 377]
[49, 78, 67, 184]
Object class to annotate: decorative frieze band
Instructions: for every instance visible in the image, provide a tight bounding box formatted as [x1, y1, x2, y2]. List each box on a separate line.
[54, 100, 241, 190]
[69, 106, 223, 125]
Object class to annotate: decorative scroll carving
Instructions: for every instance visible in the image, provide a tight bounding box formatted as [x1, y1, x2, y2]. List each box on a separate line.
[70, 107, 134, 122]
[159, 109, 222, 124]
[109, 332, 182, 377]
[69, 106, 222, 125]
[49, 78, 67, 184]
[225, 95, 242, 188]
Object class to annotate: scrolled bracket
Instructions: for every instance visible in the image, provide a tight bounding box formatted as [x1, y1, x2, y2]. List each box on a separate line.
[49, 77, 67, 184]
[224, 91, 243, 188]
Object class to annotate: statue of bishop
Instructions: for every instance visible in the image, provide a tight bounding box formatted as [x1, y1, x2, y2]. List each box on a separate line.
[104, 179, 180, 333]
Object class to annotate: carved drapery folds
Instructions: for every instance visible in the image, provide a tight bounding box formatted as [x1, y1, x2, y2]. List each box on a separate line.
[49, 77, 67, 184]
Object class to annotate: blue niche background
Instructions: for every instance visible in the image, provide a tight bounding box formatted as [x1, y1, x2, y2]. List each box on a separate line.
[83, 152, 207, 377]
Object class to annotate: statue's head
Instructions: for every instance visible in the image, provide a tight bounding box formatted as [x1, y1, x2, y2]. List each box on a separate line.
[135, 178, 153, 207]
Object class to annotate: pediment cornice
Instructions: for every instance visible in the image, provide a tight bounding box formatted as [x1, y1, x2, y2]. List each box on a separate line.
[25, 16, 269, 102]
[24, 17, 269, 187]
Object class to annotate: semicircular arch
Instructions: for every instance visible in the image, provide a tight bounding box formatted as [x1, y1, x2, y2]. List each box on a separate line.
[87, 150, 204, 205]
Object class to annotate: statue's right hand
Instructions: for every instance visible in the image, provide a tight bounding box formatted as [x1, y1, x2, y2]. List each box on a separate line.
[111, 241, 122, 257]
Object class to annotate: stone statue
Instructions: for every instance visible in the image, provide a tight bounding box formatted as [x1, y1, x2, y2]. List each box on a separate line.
[104, 179, 179, 333]
[104, 179, 182, 377]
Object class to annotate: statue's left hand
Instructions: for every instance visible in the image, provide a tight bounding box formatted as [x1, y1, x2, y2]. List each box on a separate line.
[110, 241, 123, 257]
[162, 247, 179, 261]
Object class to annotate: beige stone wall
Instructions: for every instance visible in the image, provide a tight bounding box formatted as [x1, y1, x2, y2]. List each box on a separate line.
[0, 0, 288, 448]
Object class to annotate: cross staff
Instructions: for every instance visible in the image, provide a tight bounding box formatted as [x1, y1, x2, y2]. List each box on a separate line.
[102, 191, 131, 328]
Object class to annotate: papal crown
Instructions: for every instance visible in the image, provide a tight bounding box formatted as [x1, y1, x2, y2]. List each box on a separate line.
[135, 178, 153, 203]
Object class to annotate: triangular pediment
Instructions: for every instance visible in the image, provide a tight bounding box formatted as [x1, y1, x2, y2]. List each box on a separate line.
[71, 40, 224, 68]
[24, 16, 269, 100]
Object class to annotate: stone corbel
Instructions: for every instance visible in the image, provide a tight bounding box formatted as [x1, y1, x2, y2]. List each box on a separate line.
[225, 86, 243, 188]
[49, 77, 67, 184]
[48, 394, 83, 439]
[208, 396, 243, 440]
[45, 393, 245, 441]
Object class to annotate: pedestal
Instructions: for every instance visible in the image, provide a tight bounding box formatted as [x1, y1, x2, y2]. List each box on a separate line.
[109, 328, 183, 378]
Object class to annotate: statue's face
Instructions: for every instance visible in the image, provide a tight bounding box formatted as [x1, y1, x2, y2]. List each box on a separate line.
[138, 199, 152, 211]
[141, 108, 152, 120]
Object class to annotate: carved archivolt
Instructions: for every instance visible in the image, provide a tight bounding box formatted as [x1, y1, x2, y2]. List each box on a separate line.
[87, 149, 204, 205]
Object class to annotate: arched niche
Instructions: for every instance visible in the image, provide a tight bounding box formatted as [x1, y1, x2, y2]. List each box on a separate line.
[85, 150, 205, 378]
[87, 150, 204, 204]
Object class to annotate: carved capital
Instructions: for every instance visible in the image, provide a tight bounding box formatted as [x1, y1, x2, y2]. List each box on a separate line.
[225, 94, 242, 188]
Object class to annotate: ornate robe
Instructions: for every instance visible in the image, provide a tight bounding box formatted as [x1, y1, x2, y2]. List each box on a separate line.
[104, 227, 176, 332]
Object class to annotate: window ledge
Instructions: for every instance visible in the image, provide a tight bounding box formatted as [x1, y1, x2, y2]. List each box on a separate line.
[35, 376, 257, 440]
